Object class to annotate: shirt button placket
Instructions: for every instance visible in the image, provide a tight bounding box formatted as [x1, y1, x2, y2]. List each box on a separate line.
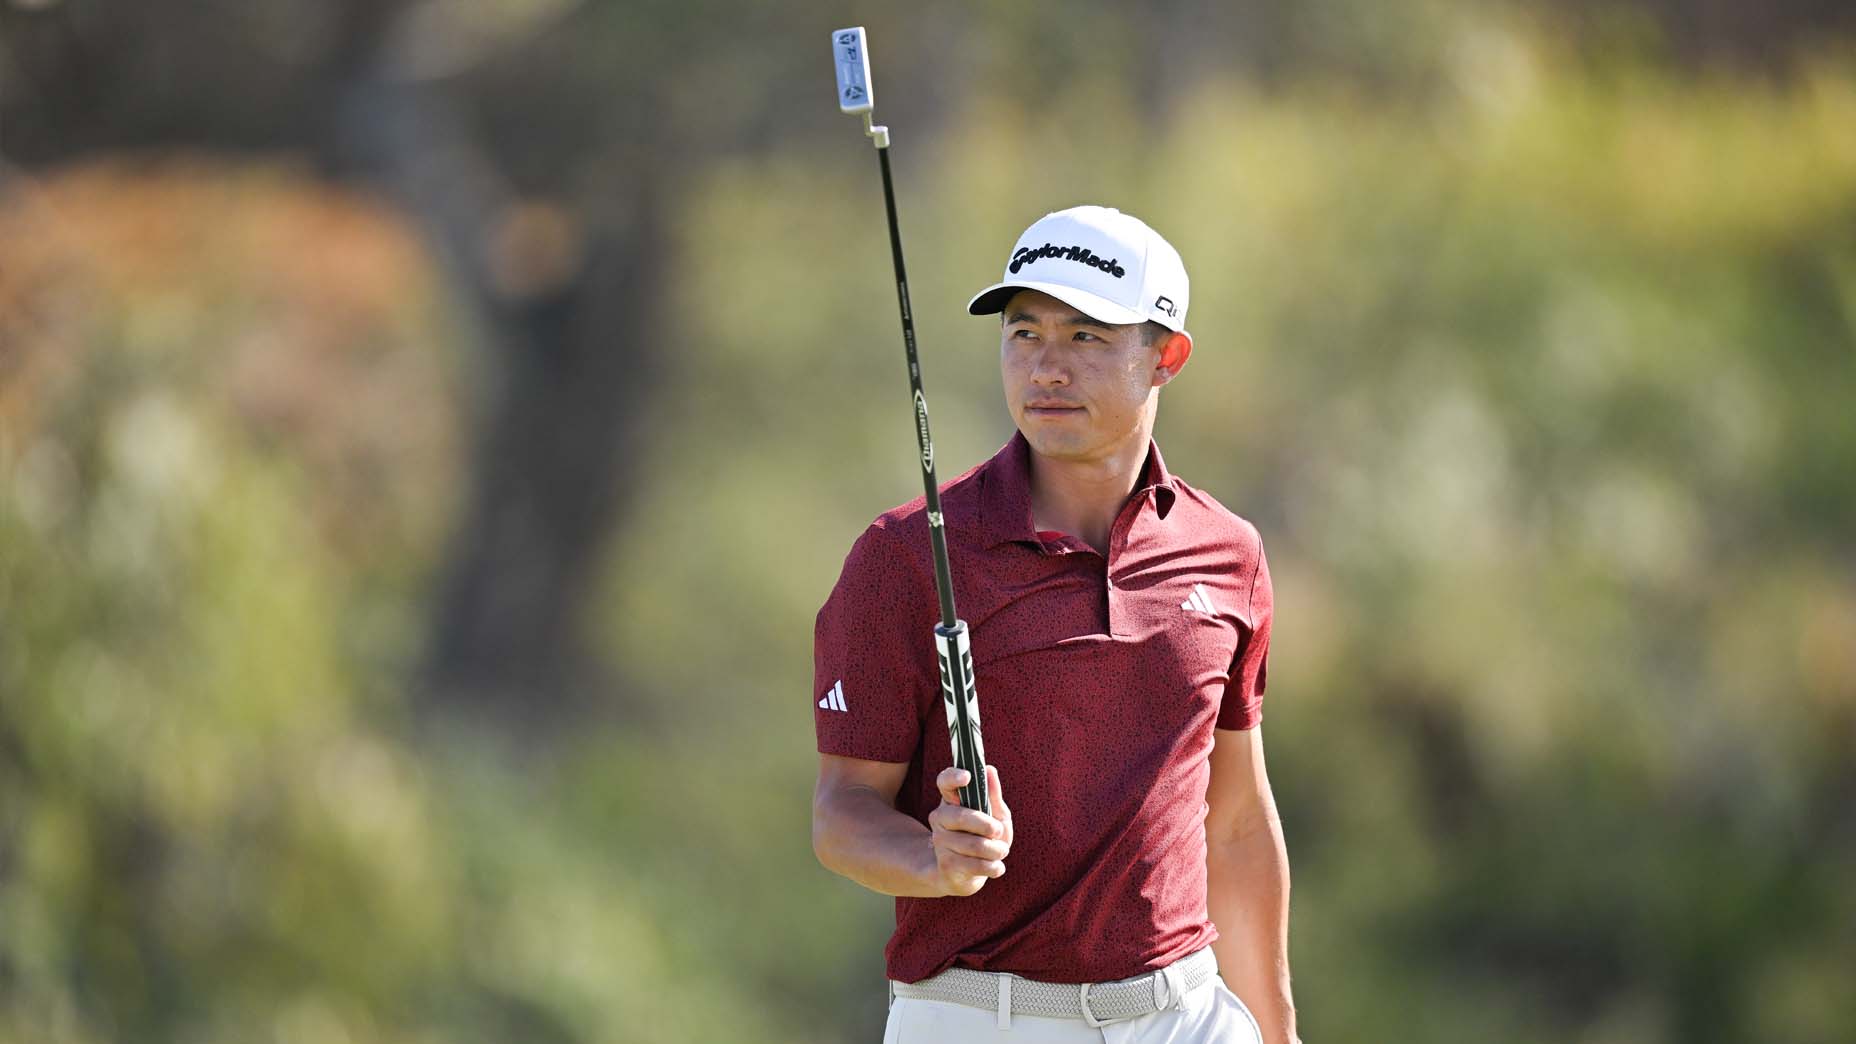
[1104, 586, 1117, 635]
[1105, 550, 1123, 637]
[1106, 498, 1143, 637]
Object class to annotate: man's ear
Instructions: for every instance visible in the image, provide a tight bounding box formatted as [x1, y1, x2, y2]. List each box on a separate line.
[1153, 330, 1194, 387]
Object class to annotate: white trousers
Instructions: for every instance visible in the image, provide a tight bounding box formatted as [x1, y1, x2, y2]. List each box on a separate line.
[882, 972, 1263, 1043]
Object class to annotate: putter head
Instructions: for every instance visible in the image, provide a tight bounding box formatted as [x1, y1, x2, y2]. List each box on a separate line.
[831, 27, 874, 114]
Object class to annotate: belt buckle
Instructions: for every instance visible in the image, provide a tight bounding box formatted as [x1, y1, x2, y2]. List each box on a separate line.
[1078, 982, 1112, 1028]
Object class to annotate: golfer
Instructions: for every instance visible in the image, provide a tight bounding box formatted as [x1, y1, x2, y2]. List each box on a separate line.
[813, 205, 1298, 1043]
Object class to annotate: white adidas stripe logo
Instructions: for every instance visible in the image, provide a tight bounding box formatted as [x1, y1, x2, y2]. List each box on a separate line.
[1181, 583, 1218, 616]
[818, 679, 848, 712]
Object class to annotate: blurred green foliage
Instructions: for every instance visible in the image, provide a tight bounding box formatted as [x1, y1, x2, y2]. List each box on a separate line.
[4, 15, 1855, 1044]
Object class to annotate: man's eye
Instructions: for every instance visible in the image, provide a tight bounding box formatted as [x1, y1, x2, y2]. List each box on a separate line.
[1074, 331, 1099, 342]
[1011, 329, 1037, 339]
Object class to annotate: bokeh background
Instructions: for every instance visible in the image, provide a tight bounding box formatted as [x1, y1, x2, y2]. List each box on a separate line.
[3, 1, 1854, 1041]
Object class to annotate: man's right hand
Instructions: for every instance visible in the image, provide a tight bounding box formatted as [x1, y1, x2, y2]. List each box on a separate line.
[927, 765, 1013, 896]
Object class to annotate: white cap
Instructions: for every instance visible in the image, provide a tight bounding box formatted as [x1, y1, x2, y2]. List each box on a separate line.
[966, 205, 1189, 332]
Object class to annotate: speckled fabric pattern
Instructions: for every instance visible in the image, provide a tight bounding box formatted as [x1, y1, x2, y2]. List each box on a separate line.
[814, 432, 1272, 986]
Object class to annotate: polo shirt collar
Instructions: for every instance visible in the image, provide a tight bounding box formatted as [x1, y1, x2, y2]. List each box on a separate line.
[980, 431, 1180, 549]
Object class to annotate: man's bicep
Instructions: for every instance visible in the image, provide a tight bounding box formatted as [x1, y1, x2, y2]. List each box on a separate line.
[815, 752, 910, 807]
[1218, 537, 1272, 730]
[1205, 726, 1276, 844]
[813, 526, 930, 762]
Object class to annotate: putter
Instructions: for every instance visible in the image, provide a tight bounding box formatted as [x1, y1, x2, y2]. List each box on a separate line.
[831, 26, 990, 815]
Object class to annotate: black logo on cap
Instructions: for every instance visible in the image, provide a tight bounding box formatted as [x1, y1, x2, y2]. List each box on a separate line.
[1008, 243, 1126, 279]
[1153, 296, 1178, 318]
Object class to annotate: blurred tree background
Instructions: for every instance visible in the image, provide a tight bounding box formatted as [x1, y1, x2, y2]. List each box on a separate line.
[2, 0, 1854, 1041]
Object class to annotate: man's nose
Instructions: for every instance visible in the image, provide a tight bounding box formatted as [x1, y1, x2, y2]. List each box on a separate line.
[1029, 342, 1069, 385]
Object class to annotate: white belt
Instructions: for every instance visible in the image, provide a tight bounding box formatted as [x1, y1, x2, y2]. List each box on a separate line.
[891, 946, 1218, 1028]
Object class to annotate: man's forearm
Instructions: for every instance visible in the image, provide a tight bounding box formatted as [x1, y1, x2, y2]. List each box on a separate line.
[1207, 815, 1297, 1044]
[813, 784, 944, 897]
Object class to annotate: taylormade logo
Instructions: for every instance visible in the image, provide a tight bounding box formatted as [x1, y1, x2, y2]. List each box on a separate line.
[1009, 243, 1126, 279]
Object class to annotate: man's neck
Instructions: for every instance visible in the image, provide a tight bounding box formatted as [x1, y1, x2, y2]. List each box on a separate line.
[1025, 435, 1152, 555]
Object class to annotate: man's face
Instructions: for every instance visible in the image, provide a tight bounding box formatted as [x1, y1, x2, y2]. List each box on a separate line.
[1000, 289, 1184, 464]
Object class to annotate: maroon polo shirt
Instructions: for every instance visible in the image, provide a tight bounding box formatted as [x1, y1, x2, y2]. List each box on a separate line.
[813, 432, 1273, 985]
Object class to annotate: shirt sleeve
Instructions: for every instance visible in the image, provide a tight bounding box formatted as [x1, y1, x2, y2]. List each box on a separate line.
[813, 523, 933, 763]
[1217, 539, 1273, 731]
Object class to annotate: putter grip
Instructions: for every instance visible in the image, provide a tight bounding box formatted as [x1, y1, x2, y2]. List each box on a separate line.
[934, 621, 991, 815]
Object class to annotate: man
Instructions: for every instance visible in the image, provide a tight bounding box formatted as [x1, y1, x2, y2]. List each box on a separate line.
[812, 205, 1298, 1043]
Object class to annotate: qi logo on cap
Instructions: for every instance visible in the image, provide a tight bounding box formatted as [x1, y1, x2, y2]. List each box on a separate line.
[1008, 243, 1126, 279]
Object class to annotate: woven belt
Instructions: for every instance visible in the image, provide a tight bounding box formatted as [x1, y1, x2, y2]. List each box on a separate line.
[891, 947, 1218, 1028]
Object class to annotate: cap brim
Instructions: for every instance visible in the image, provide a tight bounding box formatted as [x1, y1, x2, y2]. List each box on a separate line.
[965, 281, 1148, 327]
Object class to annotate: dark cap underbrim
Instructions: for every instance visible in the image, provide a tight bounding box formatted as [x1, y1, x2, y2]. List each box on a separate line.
[965, 280, 1183, 332]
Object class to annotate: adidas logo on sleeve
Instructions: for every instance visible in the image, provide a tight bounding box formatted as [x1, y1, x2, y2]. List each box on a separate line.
[818, 680, 848, 712]
[1180, 584, 1218, 616]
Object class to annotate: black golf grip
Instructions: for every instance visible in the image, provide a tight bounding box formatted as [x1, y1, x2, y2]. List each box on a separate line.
[935, 621, 991, 815]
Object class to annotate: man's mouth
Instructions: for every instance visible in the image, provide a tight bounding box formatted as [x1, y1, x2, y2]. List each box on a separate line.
[1025, 400, 1084, 415]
